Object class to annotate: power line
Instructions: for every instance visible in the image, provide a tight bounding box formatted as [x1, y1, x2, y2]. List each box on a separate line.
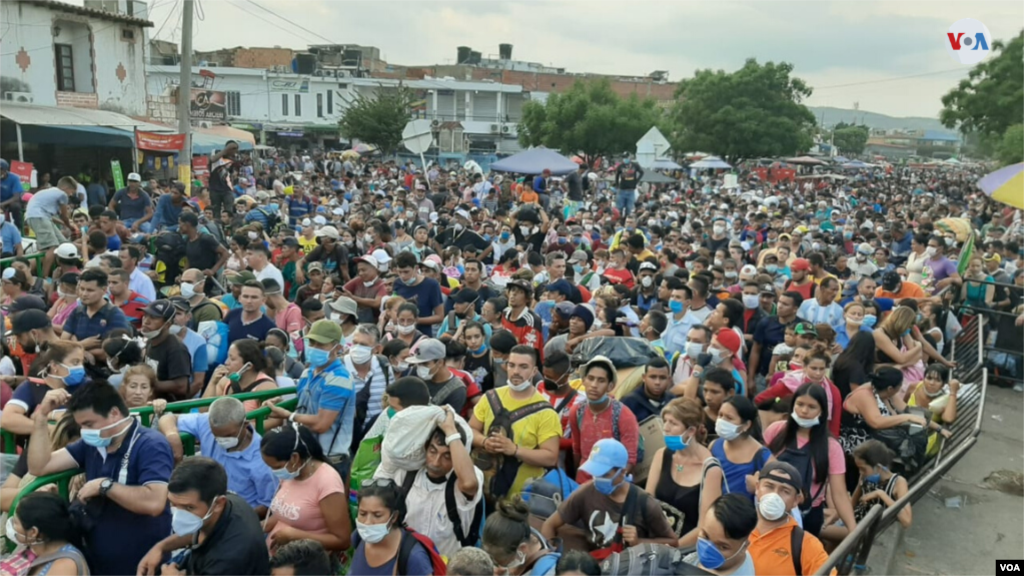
[812, 68, 966, 91]
[242, 0, 339, 45]
[223, 0, 310, 45]
[152, 0, 180, 40]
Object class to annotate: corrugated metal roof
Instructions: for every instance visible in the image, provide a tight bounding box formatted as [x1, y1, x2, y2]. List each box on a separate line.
[0, 102, 150, 127]
[18, 0, 154, 26]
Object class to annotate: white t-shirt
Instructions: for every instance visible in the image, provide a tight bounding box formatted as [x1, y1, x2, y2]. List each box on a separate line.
[254, 263, 285, 290]
[386, 467, 484, 558]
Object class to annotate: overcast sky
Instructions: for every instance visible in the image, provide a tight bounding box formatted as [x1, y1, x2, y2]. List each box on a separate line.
[128, 0, 1023, 118]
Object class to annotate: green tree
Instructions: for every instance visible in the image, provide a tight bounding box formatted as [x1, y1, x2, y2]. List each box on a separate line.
[666, 59, 816, 162]
[338, 86, 414, 156]
[997, 124, 1024, 165]
[518, 79, 664, 163]
[940, 31, 1024, 137]
[831, 125, 870, 155]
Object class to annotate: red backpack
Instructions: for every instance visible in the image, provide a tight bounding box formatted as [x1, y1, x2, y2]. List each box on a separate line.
[398, 528, 447, 576]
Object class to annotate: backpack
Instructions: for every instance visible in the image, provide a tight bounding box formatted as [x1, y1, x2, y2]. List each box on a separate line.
[591, 484, 650, 562]
[599, 543, 714, 576]
[521, 468, 579, 519]
[774, 438, 826, 514]
[196, 319, 230, 367]
[352, 527, 447, 576]
[351, 356, 393, 450]
[189, 300, 224, 330]
[430, 376, 466, 409]
[400, 469, 484, 548]
[255, 206, 281, 232]
[789, 525, 806, 576]
[153, 231, 187, 287]
[575, 401, 644, 467]
[473, 390, 555, 502]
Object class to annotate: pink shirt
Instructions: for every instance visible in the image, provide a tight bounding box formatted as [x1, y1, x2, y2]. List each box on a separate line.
[569, 399, 640, 484]
[267, 462, 345, 547]
[763, 420, 845, 507]
[274, 303, 304, 353]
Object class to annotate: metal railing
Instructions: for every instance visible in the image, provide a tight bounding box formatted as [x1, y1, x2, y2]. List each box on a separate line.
[814, 505, 884, 576]
[0, 252, 44, 276]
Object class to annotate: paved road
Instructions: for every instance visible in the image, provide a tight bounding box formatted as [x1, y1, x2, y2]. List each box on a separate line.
[869, 385, 1024, 576]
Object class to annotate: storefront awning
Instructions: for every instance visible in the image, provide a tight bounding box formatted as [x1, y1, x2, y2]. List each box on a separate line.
[0, 102, 149, 127]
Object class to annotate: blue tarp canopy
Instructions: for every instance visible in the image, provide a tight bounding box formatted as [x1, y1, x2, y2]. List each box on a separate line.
[489, 147, 578, 175]
[2, 122, 134, 147]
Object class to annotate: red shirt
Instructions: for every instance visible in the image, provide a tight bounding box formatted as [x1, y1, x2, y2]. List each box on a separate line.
[603, 267, 635, 289]
[117, 290, 150, 327]
[450, 368, 482, 420]
[569, 399, 640, 484]
[501, 307, 544, 362]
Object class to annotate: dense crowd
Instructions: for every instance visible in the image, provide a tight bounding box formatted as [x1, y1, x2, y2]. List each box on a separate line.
[0, 148, 1021, 576]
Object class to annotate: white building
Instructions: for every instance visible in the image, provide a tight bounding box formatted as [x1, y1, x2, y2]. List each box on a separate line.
[0, 0, 152, 115]
[145, 65, 531, 153]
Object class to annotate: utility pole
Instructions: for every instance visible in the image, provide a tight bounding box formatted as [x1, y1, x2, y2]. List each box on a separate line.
[177, 0, 194, 192]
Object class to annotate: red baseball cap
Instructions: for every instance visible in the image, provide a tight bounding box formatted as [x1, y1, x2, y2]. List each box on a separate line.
[790, 258, 811, 272]
[715, 328, 742, 355]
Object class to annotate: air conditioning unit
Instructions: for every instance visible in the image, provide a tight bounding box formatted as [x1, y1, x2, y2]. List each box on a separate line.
[501, 124, 512, 134]
[313, 70, 324, 77]
[431, 119, 441, 128]
[489, 123, 500, 134]
[5, 91, 33, 103]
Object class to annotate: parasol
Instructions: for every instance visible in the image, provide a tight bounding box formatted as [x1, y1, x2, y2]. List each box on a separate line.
[689, 156, 732, 169]
[976, 163, 1024, 209]
[340, 150, 360, 160]
[934, 218, 974, 243]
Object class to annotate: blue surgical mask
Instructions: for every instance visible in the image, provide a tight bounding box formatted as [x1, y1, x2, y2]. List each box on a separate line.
[588, 394, 610, 407]
[500, 231, 511, 241]
[305, 346, 333, 368]
[697, 537, 745, 570]
[669, 300, 684, 315]
[60, 363, 87, 387]
[766, 264, 779, 274]
[594, 469, 627, 495]
[862, 314, 877, 328]
[81, 417, 131, 448]
[864, 465, 887, 485]
[472, 343, 488, 355]
[403, 275, 418, 286]
[664, 432, 689, 452]
[272, 458, 307, 481]
[573, 264, 584, 274]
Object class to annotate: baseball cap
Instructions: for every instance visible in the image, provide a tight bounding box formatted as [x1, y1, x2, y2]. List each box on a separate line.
[856, 242, 873, 255]
[568, 250, 589, 265]
[301, 218, 312, 227]
[307, 262, 324, 274]
[316, 225, 340, 240]
[759, 460, 806, 497]
[881, 271, 901, 292]
[371, 249, 392, 266]
[715, 328, 742, 355]
[1, 268, 17, 282]
[142, 299, 175, 320]
[10, 309, 52, 335]
[8, 295, 48, 314]
[760, 283, 777, 295]
[581, 355, 617, 386]
[638, 261, 658, 273]
[127, 172, 142, 182]
[452, 288, 479, 305]
[407, 338, 446, 364]
[983, 252, 1002, 263]
[794, 321, 818, 337]
[329, 296, 357, 317]
[506, 278, 532, 295]
[790, 258, 810, 272]
[55, 243, 80, 260]
[554, 301, 576, 318]
[354, 254, 379, 269]
[227, 270, 257, 285]
[168, 296, 190, 311]
[307, 319, 343, 344]
[579, 438, 629, 478]
[740, 264, 758, 279]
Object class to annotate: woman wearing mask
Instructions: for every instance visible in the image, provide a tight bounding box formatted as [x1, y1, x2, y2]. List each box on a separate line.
[203, 340, 278, 412]
[266, 329, 306, 379]
[836, 302, 865, 351]
[1, 492, 89, 575]
[756, 345, 843, 437]
[708, 396, 772, 500]
[349, 479, 434, 576]
[482, 496, 560, 576]
[645, 398, 721, 547]
[493, 224, 517, 264]
[907, 363, 960, 457]
[1, 341, 86, 436]
[905, 233, 930, 286]
[850, 439, 911, 526]
[383, 303, 427, 348]
[100, 331, 145, 388]
[261, 423, 351, 559]
[461, 321, 492, 389]
[381, 338, 411, 377]
[764, 383, 857, 537]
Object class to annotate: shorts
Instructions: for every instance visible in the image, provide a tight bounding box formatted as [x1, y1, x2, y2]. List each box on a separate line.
[26, 216, 66, 250]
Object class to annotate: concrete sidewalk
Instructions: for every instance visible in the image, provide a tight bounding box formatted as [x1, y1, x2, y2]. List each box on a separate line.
[868, 386, 1024, 576]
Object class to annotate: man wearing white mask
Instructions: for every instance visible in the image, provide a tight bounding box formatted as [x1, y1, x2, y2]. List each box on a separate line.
[847, 243, 878, 280]
[180, 268, 224, 326]
[344, 324, 392, 446]
[405, 338, 467, 413]
[747, 461, 831, 576]
[141, 299, 195, 400]
[669, 324, 712, 392]
[168, 296, 210, 389]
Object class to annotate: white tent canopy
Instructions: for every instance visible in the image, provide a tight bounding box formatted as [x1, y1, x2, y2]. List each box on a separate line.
[690, 156, 732, 169]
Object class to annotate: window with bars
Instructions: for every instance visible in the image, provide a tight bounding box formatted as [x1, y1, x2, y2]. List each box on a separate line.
[282, 94, 289, 116]
[317, 93, 323, 118]
[55, 44, 75, 91]
[226, 91, 241, 116]
[327, 90, 333, 114]
[294, 94, 302, 116]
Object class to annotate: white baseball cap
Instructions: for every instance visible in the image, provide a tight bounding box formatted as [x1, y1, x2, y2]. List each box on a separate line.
[55, 243, 80, 260]
[127, 172, 142, 182]
[371, 249, 392, 265]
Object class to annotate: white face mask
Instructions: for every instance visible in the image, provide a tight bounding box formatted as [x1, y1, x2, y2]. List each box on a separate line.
[180, 282, 196, 299]
[356, 518, 392, 544]
[349, 344, 374, 365]
[715, 418, 743, 441]
[791, 413, 819, 428]
[397, 324, 418, 335]
[742, 294, 759, 310]
[641, 276, 653, 288]
[508, 379, 533, 392]
[416, 364, 434, 380]
[758, 492, 788, 521]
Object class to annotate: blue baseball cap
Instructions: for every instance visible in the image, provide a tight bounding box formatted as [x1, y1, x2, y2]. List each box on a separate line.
[579, 439, 628, 478]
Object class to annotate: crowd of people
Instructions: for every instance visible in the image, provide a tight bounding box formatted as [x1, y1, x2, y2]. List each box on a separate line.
[0, 148, 1022, 576]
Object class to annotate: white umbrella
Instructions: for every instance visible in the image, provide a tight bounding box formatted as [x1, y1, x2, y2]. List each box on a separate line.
[689, 156, 732, 169]
[651, 159, 683, 170]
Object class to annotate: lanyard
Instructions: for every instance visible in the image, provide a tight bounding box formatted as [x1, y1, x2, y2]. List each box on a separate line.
[117, 419, 141, 485]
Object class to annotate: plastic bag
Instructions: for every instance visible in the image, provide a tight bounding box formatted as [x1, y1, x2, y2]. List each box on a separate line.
[378, 405, 474, 472]
[569, 337, 659, 369]
[349, 436, 383, 493]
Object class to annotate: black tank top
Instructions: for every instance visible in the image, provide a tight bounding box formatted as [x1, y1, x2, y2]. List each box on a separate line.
[655, 448, 700, 537]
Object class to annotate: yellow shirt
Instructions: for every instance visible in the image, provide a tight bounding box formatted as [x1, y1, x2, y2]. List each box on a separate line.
[298, 235, 318, 255]
[473, 387, 563, 496]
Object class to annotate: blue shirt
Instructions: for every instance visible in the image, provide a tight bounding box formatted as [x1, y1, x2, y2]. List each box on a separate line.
[296, 359, 354, 457]
[225, 308, 277, 346]
[797, 299, 846, 333]
[394, 277, 444, 336]
[65, 419, 172, 576]
[0, 220, 22, 256]
[62, 303, 131, 341]
[180, 328, 210, 375]
[286, 197, 314, 224]
[175, 413, 279, 508]
[0, 171, 23, 202]
[110, 188, 152, 221]
[152, 194, 184, 230]
[221, 293, 241, 310]
[436, 313, 492, 341]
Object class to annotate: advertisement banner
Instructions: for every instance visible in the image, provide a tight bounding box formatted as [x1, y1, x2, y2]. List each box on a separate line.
[111, 160, 124, 190]
[189, 88, 227, 121]
[192, 156, 209, 186]
[9, 161, 33, 186]
[136, 130, 186, 151]
[269, 78, 310, 93]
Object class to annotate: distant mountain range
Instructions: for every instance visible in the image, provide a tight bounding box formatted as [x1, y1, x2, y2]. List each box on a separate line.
[807, 106, 957, 135]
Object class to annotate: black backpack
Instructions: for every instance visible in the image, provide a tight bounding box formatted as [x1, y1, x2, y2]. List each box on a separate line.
[775, 438, 825, 515]
[153, 232, 187, 288]
[254, 206, 281, 232]
[473, 390, 555, 501]
[599, 543, 714, 576]
[400, 468, 484, 548]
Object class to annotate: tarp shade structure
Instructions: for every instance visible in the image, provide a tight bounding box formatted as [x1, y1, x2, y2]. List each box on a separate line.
[689, 156, 732, 169]
[640, 171, 678, 184]
[0, 102, 149, 127]
[784, 156, 828, 166]
[1, 121, 133, 148]
[841, 160, 875, 169]
[490, 147, 578, 175]
[650, 159, 682, 170]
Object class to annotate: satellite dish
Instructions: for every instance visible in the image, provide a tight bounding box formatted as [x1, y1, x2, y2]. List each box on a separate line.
[402, 119, 434, 155]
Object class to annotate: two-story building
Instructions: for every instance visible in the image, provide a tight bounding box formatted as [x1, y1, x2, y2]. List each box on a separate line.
[145, 65, 531, 155]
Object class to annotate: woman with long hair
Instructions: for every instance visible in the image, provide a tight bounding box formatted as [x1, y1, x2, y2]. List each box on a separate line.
[644, 397, 721, 547]
[907, 363, 960, 457]
[873, 306, 923, 374]
[0, 341, 85, 436]
[348, 479, 433, 576]
[832, 332, 877, 401]
[756, 344, 843, 437]
[764, 383, 857, 537]
[261, 423, 351, 557]
[204, 339, 278, 411]
[0, 492, 89, 575]
[708, 396, 772, 500]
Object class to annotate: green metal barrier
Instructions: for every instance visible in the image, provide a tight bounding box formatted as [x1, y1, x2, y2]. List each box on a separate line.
[1, 430, 15, 455]
[0, 252, 44, 277]
[248, 398, 298, 434]
[132, 387, 297, 427]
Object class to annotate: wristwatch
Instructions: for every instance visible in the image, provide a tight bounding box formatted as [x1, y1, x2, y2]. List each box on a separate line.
[99, 478, 114, 497]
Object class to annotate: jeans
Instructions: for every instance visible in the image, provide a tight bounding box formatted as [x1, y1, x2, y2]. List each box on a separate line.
[209, 188, 235, 218]
[617, 189, 636, 217]
[122, 218, 153, 234]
